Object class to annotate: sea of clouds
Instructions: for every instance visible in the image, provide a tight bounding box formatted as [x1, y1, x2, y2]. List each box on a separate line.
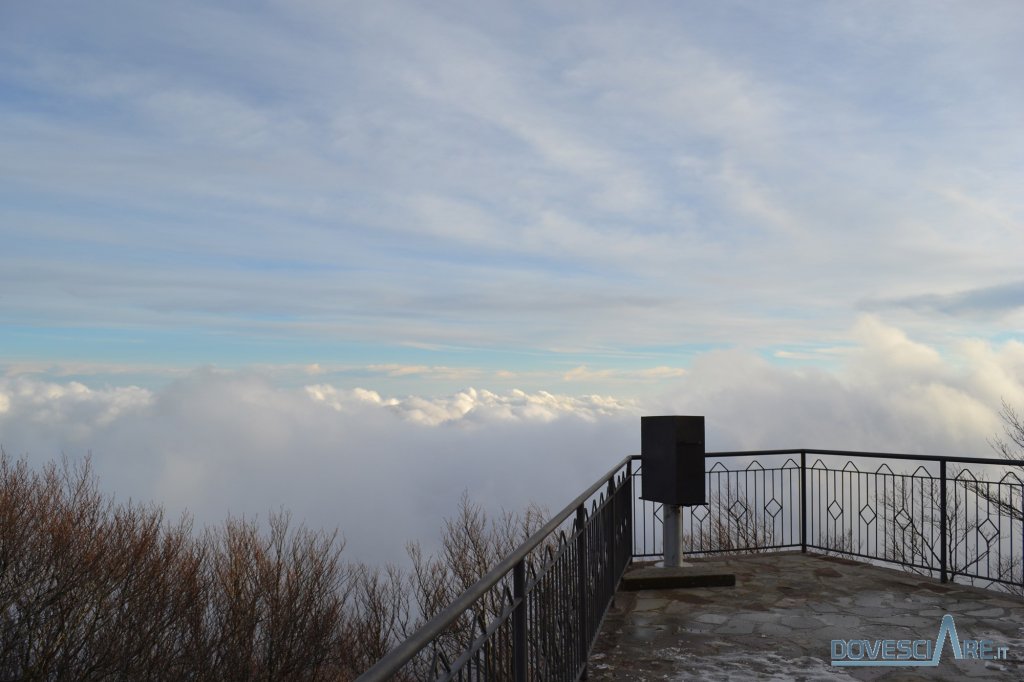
[2, 319, 1023, 565]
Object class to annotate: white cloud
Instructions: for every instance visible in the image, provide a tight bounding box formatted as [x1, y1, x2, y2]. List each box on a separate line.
[365, 364, 479, 381]
[0, 372, 637, 563]
[562, 365, 687, 382]
[0, 377, 152, 437]
[637, 366, 688, 379]
[306, 384, 636, 426]
[562, 366, 615, 382]
[774, 350, 816, 360]
[562, 20, 787, 148]
[957, 338, 1024, 411]
[656, 318, 1018, 456]
[3, 319, 1023, 567]
[845, 316, 949, 387]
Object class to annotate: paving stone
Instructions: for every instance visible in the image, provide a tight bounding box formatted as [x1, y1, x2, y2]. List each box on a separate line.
[664, 600, 694, 615]
[633, 597, 670, 611]
[816, 613, 862, 627]
[779, 614, 825, 629]
[920, 608, 950, 617]
[807, 600, 841, 613]
[714, 620, 756, 635]
[756, 622, 793, 636]
[694, 613, 730, 625]
[675, 621, 720, 634]
[853, 593, 889, 608]
[883, 614, 934, 627]
[743, 611, 784, 622]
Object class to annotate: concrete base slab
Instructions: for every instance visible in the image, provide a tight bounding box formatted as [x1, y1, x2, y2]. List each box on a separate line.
[620, 566, 736, 591]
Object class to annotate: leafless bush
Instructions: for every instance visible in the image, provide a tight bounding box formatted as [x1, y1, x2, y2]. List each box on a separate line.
[0, 452, 356, 681]
[204, 511, 350, 681]
[686, 486, 778, 555]
[342, 562, 410, 676]
[0, 452, 551, 681]
[401, 492, 548, 678]
[0, 453, 209, 681]
[865, 400, 1024, 595]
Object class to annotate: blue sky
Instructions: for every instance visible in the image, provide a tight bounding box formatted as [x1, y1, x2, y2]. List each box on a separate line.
[3, 1, 1024, 561]
[4, 0, 1023, 391]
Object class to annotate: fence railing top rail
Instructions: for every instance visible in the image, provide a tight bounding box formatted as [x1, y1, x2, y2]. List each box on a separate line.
[684, 449, 1024, 467]
[356, 454, 634, 682]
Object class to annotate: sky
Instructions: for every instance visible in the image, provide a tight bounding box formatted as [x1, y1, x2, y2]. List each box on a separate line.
[2, 1, 1024, 563]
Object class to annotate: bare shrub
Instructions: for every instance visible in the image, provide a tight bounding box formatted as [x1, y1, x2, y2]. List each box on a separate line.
[686, 486, 780, 555]
[400, 492, 549, 677]
[0, 454, 206, 680]
[0, 453, 352, 681]
[204, 511, 350, 681]
[0, 452, 551, 681]
[341, 562, 410, 677]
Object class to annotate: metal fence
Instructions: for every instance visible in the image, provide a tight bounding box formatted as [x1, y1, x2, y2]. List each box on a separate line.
[357, 457, 633, 681]
[633, 449, 1024, 592]
[362, 448, 1024, 681]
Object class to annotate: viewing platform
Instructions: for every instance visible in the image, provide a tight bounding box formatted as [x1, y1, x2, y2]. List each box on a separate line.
[590, 551, 1024, 680]
[358, 443, 1024, 681]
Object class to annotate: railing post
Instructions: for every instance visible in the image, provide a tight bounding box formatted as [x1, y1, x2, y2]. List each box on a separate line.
[606, 479, 616, 598]
[512, 559, 527, 682]
[940, 460, 948, 583]
[626, 459, 634, 562]
[575, 504, 588, 679]
[800, 450, 807, 553]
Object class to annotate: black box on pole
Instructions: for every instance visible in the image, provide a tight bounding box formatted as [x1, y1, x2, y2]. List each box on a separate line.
[640, 416, 706, 506]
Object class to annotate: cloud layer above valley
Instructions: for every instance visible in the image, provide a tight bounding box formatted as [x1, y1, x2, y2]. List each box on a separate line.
[3, 319, 1023, 564]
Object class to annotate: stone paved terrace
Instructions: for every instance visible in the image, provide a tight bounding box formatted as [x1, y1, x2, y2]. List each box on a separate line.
[588, 552, 1024, 681]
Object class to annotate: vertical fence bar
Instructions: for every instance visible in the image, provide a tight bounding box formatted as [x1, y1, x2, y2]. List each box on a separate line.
[626, 459, 633, 563]
[940, 460, 947, 583]
[512, 559, 527, 682]
[575, 504, 588, 680]
[606, 479, 616, 599]
[800, 450, 807, 553]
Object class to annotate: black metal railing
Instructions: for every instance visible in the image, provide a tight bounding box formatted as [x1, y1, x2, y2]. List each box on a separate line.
[357, 457, 633, 681]
[362, 448, 1024, 680]
[632, 449, 1024, 592]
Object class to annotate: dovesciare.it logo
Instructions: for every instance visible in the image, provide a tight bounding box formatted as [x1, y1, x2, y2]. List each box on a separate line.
[831, 614, 1010, 667]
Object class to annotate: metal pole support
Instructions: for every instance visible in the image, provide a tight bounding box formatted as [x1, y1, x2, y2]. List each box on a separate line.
[575, 505, 588, 678]
[512, 559, 527, 682]
[663, 504, 685, 567]
[800, 450, 807, 553]
[940, 460, 948, 583]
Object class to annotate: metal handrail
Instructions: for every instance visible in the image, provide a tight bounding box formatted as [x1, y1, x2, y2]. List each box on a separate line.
[356, 454, 635, 681]
[706, 448, 1024, 467]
